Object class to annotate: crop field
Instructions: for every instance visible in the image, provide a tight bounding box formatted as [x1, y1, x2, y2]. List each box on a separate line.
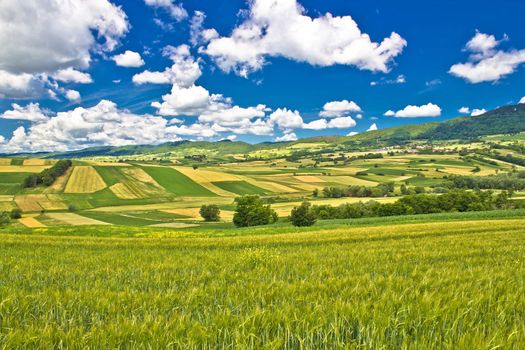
[0, 216, 524, 348]
[212, 180, 268, 195]
[141, 166, 216, 197]
[64, 166, 107, 193]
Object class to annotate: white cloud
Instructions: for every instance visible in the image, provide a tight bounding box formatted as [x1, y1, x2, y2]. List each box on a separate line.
[65, 90, 81, 102]
[519, 96, 525, 104]
[190, 11, 219, 46]
[0, 71, 46, 98]
[347, 131, 359, 136]
[459, 107, 471, 114]
[133, 45, 201, 87]
[275, 132, 298, 142]
[320, 100, 362, 117]
[152, 84, 229, 117]
[144, 0, 187, 21]
[450, 32, 525, 83]
[385, 103, 441, 118]
[367, 123, 378, 131]
[470, 108, 486, 116]
[303, 116, 356, 130]
[203, 0, 406, 77]
[0, 0, 128, 98]
[0, 100, 185, 153]
[458, 106, 486, 116]
[370, 74, 406, 86]
[269, 108, 304, 130]
[199, 105, 266, 126]
[52, 68, 93, 84]
[1, 103, 49, 122]
[112, 51, 145, 68]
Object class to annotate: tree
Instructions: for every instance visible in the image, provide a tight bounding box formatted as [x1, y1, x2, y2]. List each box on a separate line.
[290, 201, 317, 227]
[10, 209, 22, 219]
[0, 212, 10, 228]
[233, 195, 278, 227]
[200, 204, 221, 222]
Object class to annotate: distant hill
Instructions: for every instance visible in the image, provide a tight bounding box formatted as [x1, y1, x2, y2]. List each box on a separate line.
[419, 104, 525, 140]
[3, 104, 524, 159]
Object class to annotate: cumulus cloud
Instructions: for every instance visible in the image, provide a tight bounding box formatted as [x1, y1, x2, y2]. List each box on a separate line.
[112, 51, 145, 68]
[384, 103, 441, 118]
[458, 106, 486, 116]
[320, 100, 362, 117]
[65, 90, 81, 102]
[519, 96, 525, 104]
[1, 103, 49, 122]
[144, 0, 187, 21]
[450, 32, 525, 83]
[268, 108, 304, 130]
[52, 68, 93, 84]
[0, 100, 187, 153]
[133, 45, 201, 87]
[202, 0, 407, 77]
[470, 108, 486, 116]
[275, 132, 298, 142]
[303, 116, 356, 130]
[347, 131, 359, 136]
[0, 0, 128, 98]
[459, 107, 471, 114]
[367, 123, 378, 131]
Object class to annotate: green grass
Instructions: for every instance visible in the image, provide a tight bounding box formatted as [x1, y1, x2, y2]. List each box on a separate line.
[1, 215, 524, 348]
[140, 166, 216, 197]
[0, 172, 30, 195]
[212, 180, 267, 195]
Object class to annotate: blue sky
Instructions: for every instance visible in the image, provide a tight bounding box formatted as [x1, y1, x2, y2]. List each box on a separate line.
[1, 0, 525, 152]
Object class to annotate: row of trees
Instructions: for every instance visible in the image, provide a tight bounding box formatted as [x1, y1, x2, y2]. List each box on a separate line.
[448, 172, 525, 190]
[200, 196, 278, 227]
[23, 160, 72, 188]
[305, 190, 518, 222]
[321, 183, 395, 198]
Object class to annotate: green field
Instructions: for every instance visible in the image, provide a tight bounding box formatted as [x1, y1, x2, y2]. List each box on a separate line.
[212, 180, 268, 195]
[1, 215, 524, 348]
[140, 166, 216, 197]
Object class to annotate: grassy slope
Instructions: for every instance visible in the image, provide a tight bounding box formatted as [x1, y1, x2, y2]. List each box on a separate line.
[140, 166, 216, 197]
[212, 180, 268, 195]
[1, 214, 524, 348]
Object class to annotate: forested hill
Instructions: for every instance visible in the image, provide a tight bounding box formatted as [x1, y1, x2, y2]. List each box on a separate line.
[419, 104, 525, 140]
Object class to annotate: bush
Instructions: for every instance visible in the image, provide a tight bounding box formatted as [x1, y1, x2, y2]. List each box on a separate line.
[290, 201, 317, 227]
[68, 204, 78, 212]
[23, 159, 72, 188]
[233, 195, 278, 227]
[10, 209, 22, 219]
[200, 204, 221, 222]
[0, 212, 10, 228]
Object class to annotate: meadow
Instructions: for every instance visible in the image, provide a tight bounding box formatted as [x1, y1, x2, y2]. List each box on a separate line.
[1, 214, 524, 348]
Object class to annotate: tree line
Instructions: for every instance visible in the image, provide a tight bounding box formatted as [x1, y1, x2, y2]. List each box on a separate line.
[23, 160, 72, 188]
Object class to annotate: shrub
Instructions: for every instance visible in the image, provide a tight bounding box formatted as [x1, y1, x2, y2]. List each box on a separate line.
[0, 212, 10, 228]
[200, 204, 221, 222]
[233, 195, 278, 227]
[68, 204, 78, 212]
[290, 201, 317, 227]
[10, 209, 22, 219]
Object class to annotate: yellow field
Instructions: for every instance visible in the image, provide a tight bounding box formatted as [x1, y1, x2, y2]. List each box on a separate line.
[149, 222, 199, 228]
[14, 194, 67, 212]
[328, 176, 378, 186]
[45, 213, 110, 226]
[121, 167, 159, 186]
[0, 158, 11, 165]
[15, 195, 43, 212]
[92, 197, 234, 213]
[109, 183, 142, 199]
[250, 181, 298, 193]
[172, 166, 240, 196]
[86, 161, 131, 167]
[22, 159, 47, 166]
[0, 202, 14, 211]
[65, 166, 106, 193]
[295, 175, 326, 183]
[18, 217, 46, 228]
[0, 165, 50, 173]
[0, 195, 13, 202]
